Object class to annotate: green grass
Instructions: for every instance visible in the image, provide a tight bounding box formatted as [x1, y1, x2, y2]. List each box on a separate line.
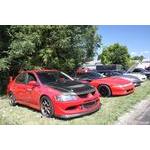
[0, 81, 150, 125]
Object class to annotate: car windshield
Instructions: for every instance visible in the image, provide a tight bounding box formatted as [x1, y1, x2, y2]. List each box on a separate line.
[83, 72, 103, 79]
[89, 72, 103, 77]
[37, 71, 73, 84]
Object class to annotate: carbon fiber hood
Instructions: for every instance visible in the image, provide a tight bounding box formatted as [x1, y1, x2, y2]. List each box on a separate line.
[47, 80, 95, 95]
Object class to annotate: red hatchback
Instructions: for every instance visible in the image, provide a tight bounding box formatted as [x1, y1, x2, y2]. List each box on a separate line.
[7, 70, 100, 119]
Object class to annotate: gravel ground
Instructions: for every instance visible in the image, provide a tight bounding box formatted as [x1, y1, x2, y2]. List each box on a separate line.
[115, 96, 150, 125]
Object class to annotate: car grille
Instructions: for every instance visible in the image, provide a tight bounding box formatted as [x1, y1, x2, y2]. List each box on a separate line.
[65, 99, 98, 111]
[82, 100, 97, 109]
[127, 88, 133, 92]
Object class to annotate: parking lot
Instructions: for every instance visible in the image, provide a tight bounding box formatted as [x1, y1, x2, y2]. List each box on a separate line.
[0, 81, 149, 125]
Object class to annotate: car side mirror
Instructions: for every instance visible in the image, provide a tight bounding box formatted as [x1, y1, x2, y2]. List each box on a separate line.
[28, 81, 39, 86]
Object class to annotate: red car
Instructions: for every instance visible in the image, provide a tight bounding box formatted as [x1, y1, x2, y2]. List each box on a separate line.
[7, 70, 100, 119]
[76, 67, 92, 74]
[76, 72, 135, 97]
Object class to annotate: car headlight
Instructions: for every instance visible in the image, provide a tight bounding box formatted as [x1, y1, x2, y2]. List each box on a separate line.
[113, 84, 124, 88]
[114, 83, 132, 87]
[56, 93, 78, 102]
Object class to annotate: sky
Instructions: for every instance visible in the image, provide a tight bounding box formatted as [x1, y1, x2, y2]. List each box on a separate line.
[97, 25, 150, 59]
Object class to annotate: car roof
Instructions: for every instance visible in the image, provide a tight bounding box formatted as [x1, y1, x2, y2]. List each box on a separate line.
[21, 69, 58, 74]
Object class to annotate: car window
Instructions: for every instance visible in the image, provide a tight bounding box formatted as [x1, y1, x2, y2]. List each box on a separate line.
[113, 71, 121, 76]
[27, 73, 37, 83]
[77, 74, 88, 79]
[87, 72, 101, 77]
[133, 69, 138, 72]
[77, 72, 102, 79]
[15, 73, 27, 84]
[102, 72, 109, 76]
[37, 71, 73, 84]
[105, 72, 109, 76]
[38, 72, 57, 84]
[133, 69, 141, 72]
[100, 72, 105, 76]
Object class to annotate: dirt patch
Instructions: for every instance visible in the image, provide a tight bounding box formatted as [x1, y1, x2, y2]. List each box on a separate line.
[115, 96, 150, 125]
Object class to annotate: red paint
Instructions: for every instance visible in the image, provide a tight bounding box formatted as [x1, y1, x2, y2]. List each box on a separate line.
[76, 67, 92, 74]
[7, 70, 100, 118]
[81, 76, 135, 96]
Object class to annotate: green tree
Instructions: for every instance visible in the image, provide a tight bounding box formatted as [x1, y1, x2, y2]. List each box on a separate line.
[0, 26, 11, 94]
[0, 26, 11, 69]
[132, 55, 144, 61]
[0, 25, 101, 93]
[99, 43, 130, 69]
[0, 26, 10, 58]
[6, 25, 100, 73]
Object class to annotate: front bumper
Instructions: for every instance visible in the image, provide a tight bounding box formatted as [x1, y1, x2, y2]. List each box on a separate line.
[140, 77, 147, 82]
[56, 105, 100, 119]
[133, 81, 141, 87]
[54, 94, 100, 119]
[111, 84, 135, 96]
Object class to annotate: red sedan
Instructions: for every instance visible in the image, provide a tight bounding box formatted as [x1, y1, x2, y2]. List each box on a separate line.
[76, 72, 135, 97]
[7, 70, 100, 119]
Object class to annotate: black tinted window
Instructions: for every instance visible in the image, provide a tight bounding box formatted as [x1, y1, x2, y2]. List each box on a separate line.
[15, 73, 27, 84]
[78, 74, 88, 79]
[78, 72, 101, 79]
[133, 69, 141, 72]
[38, 72, 57, 84]
[37, 71, 72, 84]
[102, 72, 109, 76]
[88, 72, 102, 78]
[112, 71, 121, 76]
[27, 73, 37, 83]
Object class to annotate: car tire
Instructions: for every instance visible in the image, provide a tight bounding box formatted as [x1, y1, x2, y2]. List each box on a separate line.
[9, 92, 17, 106]
[98, 85, 112, 97]
[40, 96, 54, 118]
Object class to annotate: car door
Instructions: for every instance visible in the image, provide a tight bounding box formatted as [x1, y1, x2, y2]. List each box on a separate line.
[14, 73, 28, 102]
[25, 73, 40, 105]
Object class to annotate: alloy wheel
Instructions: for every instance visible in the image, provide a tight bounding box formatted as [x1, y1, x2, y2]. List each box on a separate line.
[41, 97, 54, 118]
